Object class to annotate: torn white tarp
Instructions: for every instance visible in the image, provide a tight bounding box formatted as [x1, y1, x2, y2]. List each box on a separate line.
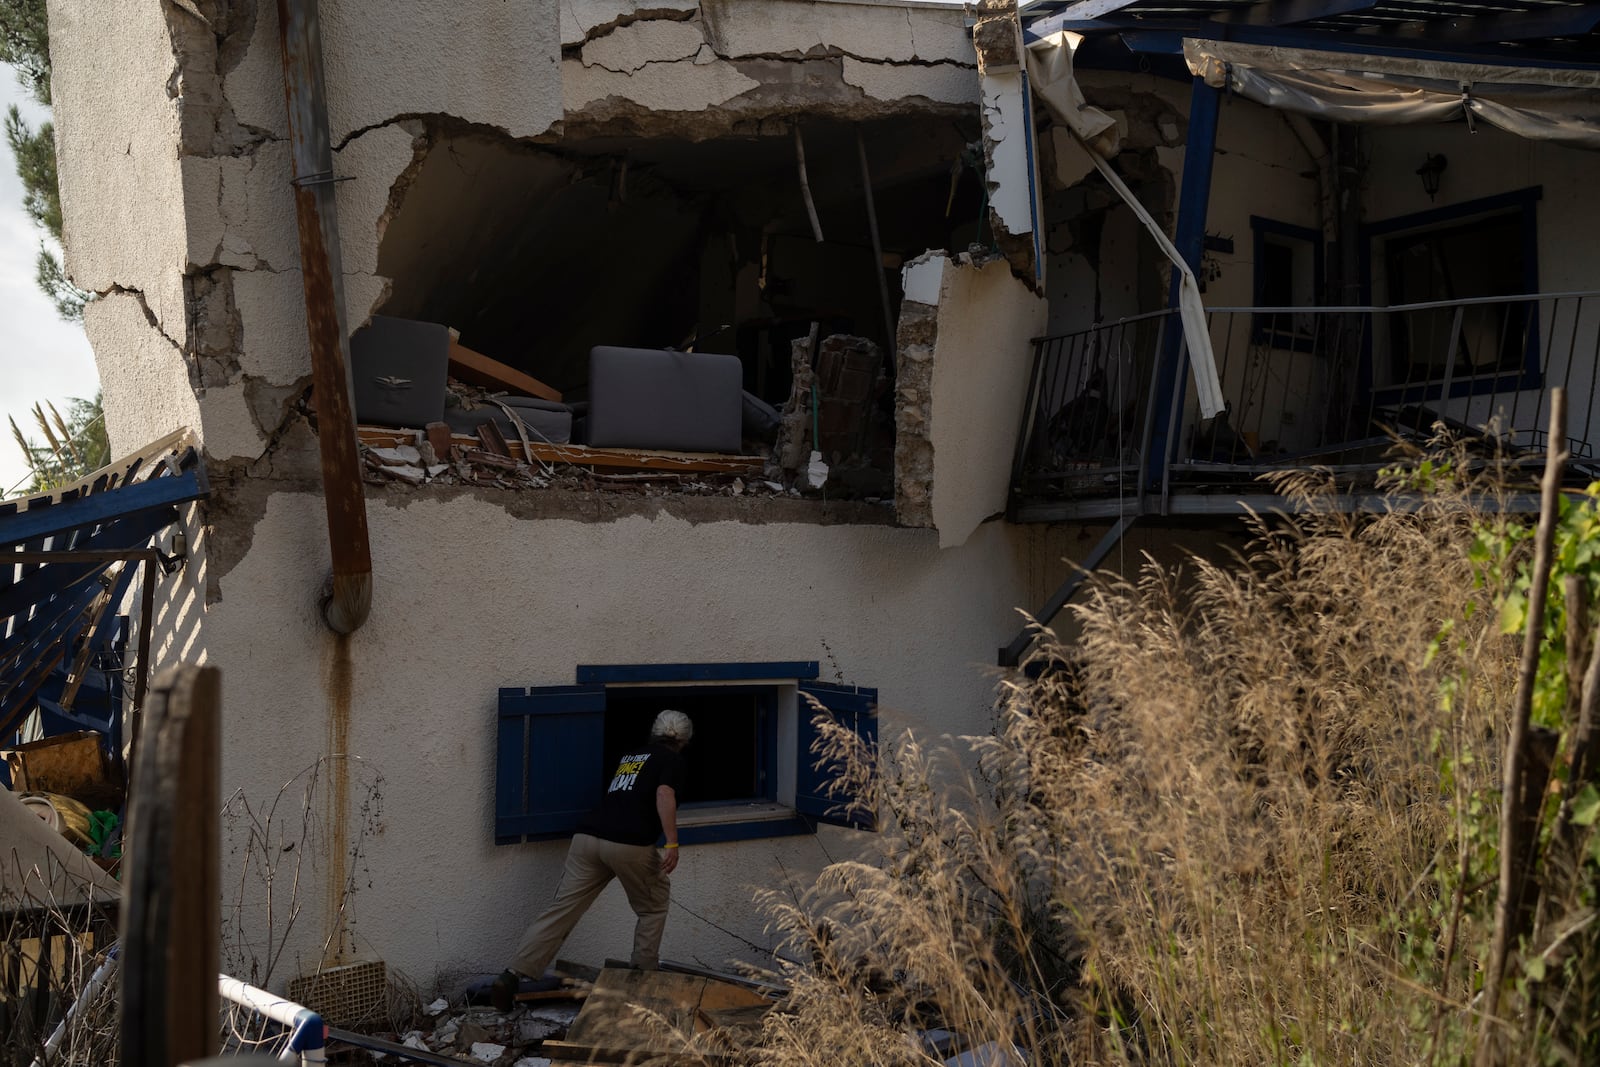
[1185, 39, 1600, 151]
[1024, 31, 1226, 419]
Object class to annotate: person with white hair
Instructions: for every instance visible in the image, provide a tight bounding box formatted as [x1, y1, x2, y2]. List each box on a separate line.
[492, 708, 694, 1010]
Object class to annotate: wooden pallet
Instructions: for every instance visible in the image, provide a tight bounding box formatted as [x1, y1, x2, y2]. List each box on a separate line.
[540, 966, 773, 1066]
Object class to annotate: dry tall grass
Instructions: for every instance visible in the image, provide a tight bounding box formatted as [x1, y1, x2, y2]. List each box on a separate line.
[753, 455, 1596, 1066]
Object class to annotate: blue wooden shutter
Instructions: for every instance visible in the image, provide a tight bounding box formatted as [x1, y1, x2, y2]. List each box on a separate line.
[496, 684, 606, 844]
[796, 681, 878, 831]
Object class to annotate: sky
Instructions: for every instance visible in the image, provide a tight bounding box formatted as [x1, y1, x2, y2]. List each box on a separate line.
[0, 67, 100, 499]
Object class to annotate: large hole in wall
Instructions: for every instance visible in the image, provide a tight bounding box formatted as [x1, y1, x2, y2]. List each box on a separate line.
[375, 115, 983, 482]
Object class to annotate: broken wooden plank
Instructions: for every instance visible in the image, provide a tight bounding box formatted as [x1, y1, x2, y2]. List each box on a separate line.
[449, 340, 562, 403]
[564, 968, 707, 1047]
[696, 980, 773, 1014]
[461, 449, 521, 470]
[476, 421, 512, 457]
[660, 959, 789, 995]
[554, 958, 603, 983]
[359, 427, 765, 475]
[695, 1002, 773, 1032]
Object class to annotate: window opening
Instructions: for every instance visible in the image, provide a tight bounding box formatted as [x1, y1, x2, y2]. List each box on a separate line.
[1382, 212, 1528, 383]
[1364, 187, 1543, 406]
[1250, 216, 1322, 352]
[603, 686, 773, 807]
[495, 663, 876, 845]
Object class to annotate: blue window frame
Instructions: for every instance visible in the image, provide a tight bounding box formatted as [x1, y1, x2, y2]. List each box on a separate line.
[495, 662, 877, 845]
[1363, 186, 1543, 405]
[1250, 216, 1323, 353]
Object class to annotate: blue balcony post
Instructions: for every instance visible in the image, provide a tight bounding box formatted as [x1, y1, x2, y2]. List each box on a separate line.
[1144, 77, 1221, 493]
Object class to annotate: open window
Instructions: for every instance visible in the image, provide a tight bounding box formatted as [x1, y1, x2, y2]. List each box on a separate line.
[1368, 187, 1542, 402]
[495, 663, 877, 845]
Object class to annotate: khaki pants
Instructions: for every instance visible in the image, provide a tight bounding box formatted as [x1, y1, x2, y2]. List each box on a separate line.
[509, 833, 670, 978]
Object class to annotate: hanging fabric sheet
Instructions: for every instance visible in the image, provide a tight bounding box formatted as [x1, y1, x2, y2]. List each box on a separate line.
[1023, 31, 1227, 419]
[1184, 39, 1600, 151]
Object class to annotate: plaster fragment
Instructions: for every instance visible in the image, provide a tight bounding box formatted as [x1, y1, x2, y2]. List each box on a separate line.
[200, 383, 267, 461]
[562, 55, 760, 113]
[840, 58, 979, 106]
[371, 446, 422, 465]
[380, 465, 426, 485]
[901, 252, 948, 307]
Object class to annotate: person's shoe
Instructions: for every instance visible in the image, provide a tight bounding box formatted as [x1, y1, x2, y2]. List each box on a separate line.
[490, 969, 519, 1012]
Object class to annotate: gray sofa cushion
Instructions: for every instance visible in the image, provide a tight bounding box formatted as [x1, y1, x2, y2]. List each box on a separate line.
[586, 346, 742, 454]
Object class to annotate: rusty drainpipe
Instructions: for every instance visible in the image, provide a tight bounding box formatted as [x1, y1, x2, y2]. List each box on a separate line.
[276, 0, 372, 634]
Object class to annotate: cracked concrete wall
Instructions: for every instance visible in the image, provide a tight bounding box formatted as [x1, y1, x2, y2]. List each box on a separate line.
[563, 0, 977, 131]
[895, 252, 1046, 548]
[48, 1, 198, 453]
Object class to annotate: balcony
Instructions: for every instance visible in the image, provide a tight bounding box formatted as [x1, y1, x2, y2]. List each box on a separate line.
[1008, 292, 1600, 522]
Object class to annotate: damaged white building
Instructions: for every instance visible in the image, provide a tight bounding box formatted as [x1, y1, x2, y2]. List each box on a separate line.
[26, 0, 1600, 1003]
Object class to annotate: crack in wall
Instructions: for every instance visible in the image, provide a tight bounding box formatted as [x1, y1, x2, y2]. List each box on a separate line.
[717, 47, 974, 71]
[99, 284, 186, 356]
[564, 3, 701, 53]
[165, 0, 279, 160]
[335, 113, 517, 155]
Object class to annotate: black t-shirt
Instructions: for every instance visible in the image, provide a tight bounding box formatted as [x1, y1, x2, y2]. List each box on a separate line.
[577, 741, 686, 846]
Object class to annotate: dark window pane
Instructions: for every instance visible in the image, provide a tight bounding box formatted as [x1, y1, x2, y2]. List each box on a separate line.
[1383, 212, 1527, 382]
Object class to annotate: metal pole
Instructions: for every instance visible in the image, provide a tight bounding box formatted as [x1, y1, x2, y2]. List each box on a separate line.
[856, 128, 897, 356]
[277, 0, 372, 635]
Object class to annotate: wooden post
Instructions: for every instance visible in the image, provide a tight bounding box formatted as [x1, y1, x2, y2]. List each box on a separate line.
[121, 665, 222, 1067]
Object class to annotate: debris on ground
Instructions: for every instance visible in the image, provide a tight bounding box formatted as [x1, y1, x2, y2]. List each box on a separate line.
[333, 957, 1008, 1066]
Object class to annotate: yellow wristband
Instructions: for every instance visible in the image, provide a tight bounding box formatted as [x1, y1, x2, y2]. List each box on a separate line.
[664, 843, 679, 849]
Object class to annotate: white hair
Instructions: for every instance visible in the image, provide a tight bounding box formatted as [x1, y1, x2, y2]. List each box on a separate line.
[651, 709, 693, 744]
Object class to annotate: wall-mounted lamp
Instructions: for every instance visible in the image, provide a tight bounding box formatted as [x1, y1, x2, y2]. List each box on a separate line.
[1416, 153, 1448, 202]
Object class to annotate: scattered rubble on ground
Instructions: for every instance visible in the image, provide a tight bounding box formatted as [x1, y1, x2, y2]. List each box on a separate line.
[346, 960, 998, 1067]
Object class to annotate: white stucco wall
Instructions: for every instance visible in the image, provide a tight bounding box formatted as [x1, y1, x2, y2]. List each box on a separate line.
[920, 256, 1048, 548]
[47, 0, 197, 450]
[208, 492, 1047, 986]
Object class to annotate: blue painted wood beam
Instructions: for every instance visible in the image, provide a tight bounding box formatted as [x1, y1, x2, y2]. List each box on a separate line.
[1144, 76, 1220, 493]
[0, 512, 171, 623]
[1424, 5, 1600, 44]
[1050, 0, 1143, 21]
[0, 468, 206, 548]
[0, 578, 104, 691]
[1216, 0, 1378, 28]
[1025, 12, 1600, 69]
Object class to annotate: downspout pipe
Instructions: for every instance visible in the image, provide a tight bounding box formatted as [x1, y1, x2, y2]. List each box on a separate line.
[277, 0, 372, 634]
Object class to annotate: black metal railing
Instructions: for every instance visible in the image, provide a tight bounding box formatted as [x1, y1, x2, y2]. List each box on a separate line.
[1011, 291, 1600, 519]
[1008, 309, 1170, 513]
